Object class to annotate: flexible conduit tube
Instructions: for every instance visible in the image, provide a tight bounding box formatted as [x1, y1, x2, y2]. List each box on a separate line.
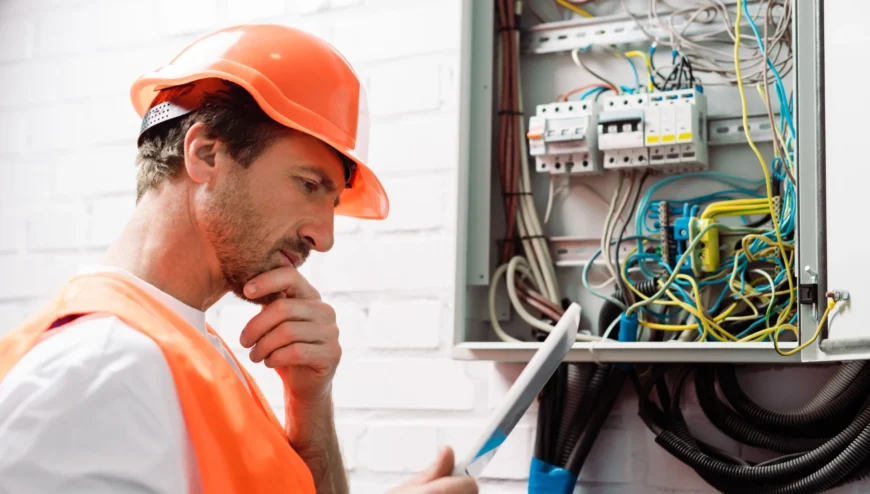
[716, 363, 870, 436]
[554, 364, 594, 456]
[694, 366, 827, 453]
[565, 368, 627, 475]
[654, 400, 870, 487]
[558, 365, 609, 465]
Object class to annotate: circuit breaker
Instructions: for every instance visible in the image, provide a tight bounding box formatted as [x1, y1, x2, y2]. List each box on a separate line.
[527, 101, 600, 175]
[646, 89, 709, 172]
[597, 89, 709, 173]
[598, 94, 649, 170]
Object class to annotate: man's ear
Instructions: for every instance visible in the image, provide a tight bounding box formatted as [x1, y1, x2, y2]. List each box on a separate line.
[184, 121, 222, 184]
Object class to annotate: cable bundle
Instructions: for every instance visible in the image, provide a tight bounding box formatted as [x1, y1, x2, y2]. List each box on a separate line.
[619, 0, 793, 87]
[532, 361, 627, 492]
[490, 0, 603, 344]
[570, 0, 803, 354]
[635, 363, 870, 493]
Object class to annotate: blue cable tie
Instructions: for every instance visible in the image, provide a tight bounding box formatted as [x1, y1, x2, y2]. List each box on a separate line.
[528, 457, 578, 494]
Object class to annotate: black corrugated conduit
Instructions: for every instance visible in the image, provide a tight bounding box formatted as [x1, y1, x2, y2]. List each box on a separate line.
[694, 365, 827, 453]
[553, 364, 593, 457]
[634, 362, 870, 494]
[556, 364, 610, 466]
[716, 362, 870, 437]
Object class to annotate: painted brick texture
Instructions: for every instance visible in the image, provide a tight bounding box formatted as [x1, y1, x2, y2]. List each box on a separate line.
[0, 1, 861, 493]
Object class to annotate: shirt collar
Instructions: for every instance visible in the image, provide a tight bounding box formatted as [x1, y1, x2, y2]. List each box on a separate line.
[77, 265, 208, 335]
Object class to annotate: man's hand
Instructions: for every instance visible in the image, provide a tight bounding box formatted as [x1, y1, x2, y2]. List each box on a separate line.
[388, 448, 478, 494]
[240, 265, 348, 493]
[240, 266, 341, 407]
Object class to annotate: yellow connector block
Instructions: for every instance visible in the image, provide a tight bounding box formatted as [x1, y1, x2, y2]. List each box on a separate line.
[689, 218, 720, 274]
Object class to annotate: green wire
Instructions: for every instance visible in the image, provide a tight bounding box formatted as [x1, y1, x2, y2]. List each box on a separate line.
[625, 223, 769, 316]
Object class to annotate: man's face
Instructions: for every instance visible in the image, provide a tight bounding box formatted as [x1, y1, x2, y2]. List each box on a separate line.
[200, 131, 345, 305]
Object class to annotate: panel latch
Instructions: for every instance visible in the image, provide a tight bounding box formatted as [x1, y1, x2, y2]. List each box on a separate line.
[799, 283, 818, 305]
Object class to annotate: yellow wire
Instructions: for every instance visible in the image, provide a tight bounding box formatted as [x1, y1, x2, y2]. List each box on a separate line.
[624, 50, 654, 92]
[640, 302, 739, 331]
[659, 276, 735, 342]
[734, 0, 795, 328]
[769, 300, 838, 356]
[555, 0, 593, 18]
[740, 324, 799, 344]
[706, 208, 770, 220]
[620, 245, 678, 306]
[701, 198, 770, 219]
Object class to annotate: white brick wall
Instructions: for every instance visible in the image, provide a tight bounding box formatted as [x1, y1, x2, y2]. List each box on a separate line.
[0, 1, 864, 493]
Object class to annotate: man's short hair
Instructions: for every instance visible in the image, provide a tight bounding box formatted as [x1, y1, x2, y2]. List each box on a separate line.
[134, 81, 289, 202]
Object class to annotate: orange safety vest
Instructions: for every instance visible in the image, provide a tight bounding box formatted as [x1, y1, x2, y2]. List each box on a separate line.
[0, 271, 316, 494]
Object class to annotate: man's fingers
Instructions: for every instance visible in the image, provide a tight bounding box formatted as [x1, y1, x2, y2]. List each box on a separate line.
[241, 299, 335, 348]
[263, 341, 340, 370]
[417, 447, 455, 484]
[397, 447, 455, 489]
[244, 266, 320, 300]
[415, 476, 478, 494]
[248, 322, 322, 364]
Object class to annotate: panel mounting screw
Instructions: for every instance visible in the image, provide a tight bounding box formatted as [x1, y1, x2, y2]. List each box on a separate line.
[826, 289, 850, 302]
[804, 265, 819, 282]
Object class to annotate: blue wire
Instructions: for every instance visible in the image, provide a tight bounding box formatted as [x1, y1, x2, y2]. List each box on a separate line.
[624, 55, 641, 93]
[742, 0, 796, 137]
[579, 87, 608, 100]
[634, 172, 766, 271]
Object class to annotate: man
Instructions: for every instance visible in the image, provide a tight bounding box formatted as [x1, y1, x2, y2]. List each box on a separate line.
[0, 24, 477, 494]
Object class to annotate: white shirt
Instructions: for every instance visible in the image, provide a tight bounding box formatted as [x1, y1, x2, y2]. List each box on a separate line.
[0, 266, 249, 494]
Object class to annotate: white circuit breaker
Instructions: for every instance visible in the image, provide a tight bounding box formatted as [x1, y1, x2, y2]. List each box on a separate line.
[527, 101, 600, 175]
[596, 89, 709, 173]
[645, 88, 709, 172]
[598, 94, 649, 170]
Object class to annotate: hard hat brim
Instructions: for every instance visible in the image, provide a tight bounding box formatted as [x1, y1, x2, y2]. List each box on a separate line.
[131, 62, 389, 220]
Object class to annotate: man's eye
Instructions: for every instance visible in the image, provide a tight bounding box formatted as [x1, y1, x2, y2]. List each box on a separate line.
[299, 178, 319, 193]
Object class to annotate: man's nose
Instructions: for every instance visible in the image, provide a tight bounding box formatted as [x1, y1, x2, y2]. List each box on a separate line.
[299, 212, 335, 253]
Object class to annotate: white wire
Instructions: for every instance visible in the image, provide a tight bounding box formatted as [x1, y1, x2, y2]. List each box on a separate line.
[507, 256, 604, 342]
[546, 179, 630, 226]
[544, 174, 556, 224]
[751, 268, 777, 321]
[602, 315, 621, 340]
[603, 173, 634, 297]
[622, 0, 792, 85]
[515, 32, 561, 305]
[589, 267, 644, 290]
[488, 262, 523, 342]
[600, 174, 625, 291]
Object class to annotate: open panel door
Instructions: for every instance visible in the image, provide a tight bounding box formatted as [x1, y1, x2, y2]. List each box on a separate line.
[801, 0, 870, 362]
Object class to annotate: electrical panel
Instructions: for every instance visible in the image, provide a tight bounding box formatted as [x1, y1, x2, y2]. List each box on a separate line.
[527, 101, 600, 175]
[454, 0, 834, 365]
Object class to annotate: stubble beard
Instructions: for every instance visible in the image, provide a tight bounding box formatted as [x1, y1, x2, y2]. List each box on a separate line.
[202, 172, 309, 306]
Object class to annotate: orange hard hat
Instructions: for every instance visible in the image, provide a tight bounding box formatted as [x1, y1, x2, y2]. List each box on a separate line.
[130, 24, 389, 220]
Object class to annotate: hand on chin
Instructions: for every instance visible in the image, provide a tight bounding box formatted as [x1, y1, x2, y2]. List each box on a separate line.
[238, 264, 340, 408]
